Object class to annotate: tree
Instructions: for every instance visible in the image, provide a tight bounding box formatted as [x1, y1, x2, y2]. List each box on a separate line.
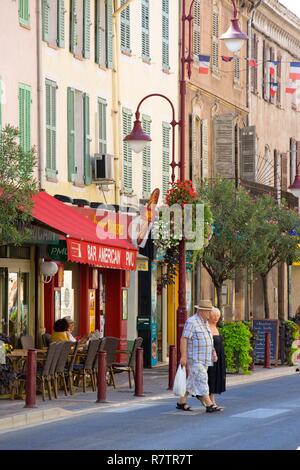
[250, 195, 300, 318]
[0, 125, 37, 245]
[195, 178, 258, 309]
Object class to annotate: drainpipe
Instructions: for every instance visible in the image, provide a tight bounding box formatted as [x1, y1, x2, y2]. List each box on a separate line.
[36, 0, 45, 190]
[247, 0, 263, 125]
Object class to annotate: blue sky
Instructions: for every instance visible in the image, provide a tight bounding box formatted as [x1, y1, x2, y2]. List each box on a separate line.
[279, 0, 300, 18]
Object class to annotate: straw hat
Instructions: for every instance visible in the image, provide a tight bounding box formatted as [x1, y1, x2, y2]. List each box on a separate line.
[194, 300, 213, 311]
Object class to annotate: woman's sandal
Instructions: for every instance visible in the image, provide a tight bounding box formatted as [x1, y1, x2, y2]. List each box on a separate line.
[176, 402, 192, 411]
[212, 405, 224, 411]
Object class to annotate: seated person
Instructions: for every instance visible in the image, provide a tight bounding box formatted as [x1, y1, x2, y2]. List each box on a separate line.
[51, 318, 69, 342]
[62, 316, 77, 342]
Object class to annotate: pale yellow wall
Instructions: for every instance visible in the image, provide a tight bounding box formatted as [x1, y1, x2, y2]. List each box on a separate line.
[0, 0, 39, 179]
[42, 1, 114, 203]
[119, 0, 179, 204]
[291, 266, 300, 316]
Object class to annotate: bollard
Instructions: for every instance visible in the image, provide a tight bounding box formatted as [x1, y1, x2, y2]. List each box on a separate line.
[168, 345, 177, 390]
[96, 351, 107, 403]
[134, 347, 145, 397]
[264, 332, 271, 369]
[24, 349, 37, 408]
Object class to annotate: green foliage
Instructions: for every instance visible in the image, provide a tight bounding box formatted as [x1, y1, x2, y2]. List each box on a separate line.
[219, 321, 252, 374]
[0, 125, 37, 245]
[282, 320, 300, 365]
[195, 178, 257, 298]
[250, 195, 300, 277]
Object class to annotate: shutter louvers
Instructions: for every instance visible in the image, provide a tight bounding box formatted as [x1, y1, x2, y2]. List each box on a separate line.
[162, 0, 169, 70]
[281, 153, 288, 191]
[123, 109, 133, 192]
[45, 80, 57, 179]
[213, 114, 235, 178]
[240, 126, 257, 182]
[98, 98, 107, 155]
[70, 0, 77, 54]
[142, 116, 151, 198]
[83, 0, 91, 59]
[212, 8, 219, 72]
[162, 123, 170, 198]
[84, 93, 91, 184]
[290, 138, 297, 185]
[121, 0, 131, 53]
[106, 0, 113, 68]
[42, 0, 49, 42]
[67, 88, 75, 182]
[58, 0, 65, 48]
[202, 119, 209, 179]
[142, 0, 150, 61]
[193, 0, 201, 57]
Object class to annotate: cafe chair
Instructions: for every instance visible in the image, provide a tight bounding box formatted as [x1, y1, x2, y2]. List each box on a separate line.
[20, 335, 34, 350]
[72, 339, 100, 392]
[112, 337, 143, 388]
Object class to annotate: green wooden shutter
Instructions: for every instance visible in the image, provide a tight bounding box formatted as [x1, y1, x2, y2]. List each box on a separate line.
[106, 0, 113, 68]
[42, 0, 49, 41]
[122, 109, 133, 193]
[213, 114, 235, 178]
[193, 0, 201, 56]
[162, 0, 169, 70]
[240, 126, 257, 182]
[57, 0, 65, 48]
[45, 80, 57, 179]
[67, 87, 75, 182]
[201, 119, 209, 179]
[98, 98, 107, 155]
[120, 0, 131, 53]
[70, 0, 77, 54]
[142, 0, 150, 61]
[19, 0, 30, 26]
[83, 0, 91, 59]
[142, 115, 151, 198]
[162, 123, 170, 197]
[83, 94, 91, 185]
[95, 0, 101, 64]
[18, 84, 31, 152]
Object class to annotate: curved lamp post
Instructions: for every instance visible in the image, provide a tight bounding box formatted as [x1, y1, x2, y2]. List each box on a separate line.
[124, 0, 248, 361]
[289, 165, 300, 198]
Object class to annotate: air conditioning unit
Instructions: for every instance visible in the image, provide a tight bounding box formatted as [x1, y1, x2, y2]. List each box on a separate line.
[93, 154, 115, 183]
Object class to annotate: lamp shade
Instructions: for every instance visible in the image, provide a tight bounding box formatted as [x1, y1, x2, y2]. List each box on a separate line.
[220, 19, 248, 52]
[124, 119, 152, 154]
[40, 261, 58, 277]
[288, 174, 300, 198]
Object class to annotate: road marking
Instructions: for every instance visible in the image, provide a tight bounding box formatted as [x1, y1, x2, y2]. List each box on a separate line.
[232, 408, 289, 419]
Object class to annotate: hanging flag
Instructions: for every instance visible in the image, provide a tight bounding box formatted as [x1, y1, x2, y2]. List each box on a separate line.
[222, 56, 234, 62]
[289, 62, 300, 81]
[269, 81, 278, 97]
[286, 82, 297, 94]
[246, 58, 257, 68]
[268, 61, 276, 77]
[198, 55, 210, 74]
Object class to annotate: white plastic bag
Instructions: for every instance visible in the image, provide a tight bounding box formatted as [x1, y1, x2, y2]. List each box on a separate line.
[173, 365, 186, 397]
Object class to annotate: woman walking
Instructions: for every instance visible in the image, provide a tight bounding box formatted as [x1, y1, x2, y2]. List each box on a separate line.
[207, 307, 226, 411]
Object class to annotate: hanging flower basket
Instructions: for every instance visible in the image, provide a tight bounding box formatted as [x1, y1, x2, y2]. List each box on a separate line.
[165, 180, 198, 207]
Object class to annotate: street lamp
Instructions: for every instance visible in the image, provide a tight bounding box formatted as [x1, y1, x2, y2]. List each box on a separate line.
[124, 0, 248, 362]
[288, 165, 300, 198]
[220, 0, 248, 52]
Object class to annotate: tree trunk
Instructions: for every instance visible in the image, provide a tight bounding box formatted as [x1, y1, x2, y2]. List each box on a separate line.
[261, 274, 270, 319]
[216, 285, 222, 310]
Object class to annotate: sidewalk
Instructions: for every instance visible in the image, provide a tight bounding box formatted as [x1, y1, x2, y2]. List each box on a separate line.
[0, 363, 298, 433]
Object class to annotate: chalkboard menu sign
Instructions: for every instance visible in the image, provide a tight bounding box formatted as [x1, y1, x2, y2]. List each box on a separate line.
[253, 319, 279, 365]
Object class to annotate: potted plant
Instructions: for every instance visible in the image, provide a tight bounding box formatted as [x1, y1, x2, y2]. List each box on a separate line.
[0, 334, 16, 398]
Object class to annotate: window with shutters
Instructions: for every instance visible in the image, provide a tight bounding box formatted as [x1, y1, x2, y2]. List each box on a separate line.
[120, 0, 131, 54]
[70, 0, 90, 59]
[98, 98, 107, 155]
[269, 48, 275, 104]
[19, 0, 30, 26]
[262, 43, 270, 102]
[106, 0, 113, 68]
[211, 6, 219, 73]
[18, 84, 31, 152]
[142, 116, 151, 198]
[193, 0, 201, 58]
[162, 0, 170, 70]
[274, 150, 281, 201]
[290, 138, 297, 185]
[234, 52, 240, 86]
[142, 0, 150, 61]
[213, 114, 235, 179]
[95, 0, 106, 66]
[122, 109, 133, 193]
[190, 114, 201, 183]
[201, 119, 209, 179]
[162, 123, 170, 198]
[67, 88, 90, 185]
[281, 153, 287, 191]
[251, 33, 258, 93]
[45, 80, 57, 180]
[240, 126, 257, 182]
[42, 1, 65, 47]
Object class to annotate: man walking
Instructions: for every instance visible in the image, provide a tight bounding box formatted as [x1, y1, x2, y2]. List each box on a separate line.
[176, 300, 220, 413]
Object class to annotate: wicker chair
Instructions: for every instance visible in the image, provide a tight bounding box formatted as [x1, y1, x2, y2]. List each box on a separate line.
[73, 339, 100, 392]
[53, 341, 73, 396]
[112, 337, 143, 388]
[64, 341, 79, 395]
[42, 333, 52, 347]
[94, 337, 119, 388]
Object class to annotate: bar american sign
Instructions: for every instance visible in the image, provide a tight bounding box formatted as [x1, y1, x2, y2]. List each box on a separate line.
[66, 239, 137, 270]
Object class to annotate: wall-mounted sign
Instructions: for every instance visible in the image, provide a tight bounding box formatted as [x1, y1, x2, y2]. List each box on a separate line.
[47, 241, 68, 261]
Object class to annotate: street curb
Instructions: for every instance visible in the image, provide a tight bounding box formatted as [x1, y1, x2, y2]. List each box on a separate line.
[0, 367, 297, 434]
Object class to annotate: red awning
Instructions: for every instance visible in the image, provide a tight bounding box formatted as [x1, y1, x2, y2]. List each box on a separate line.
[32, 192, 137, 270]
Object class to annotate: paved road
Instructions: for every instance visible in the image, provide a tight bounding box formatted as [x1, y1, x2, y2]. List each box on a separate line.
[1, 374, 300, 450]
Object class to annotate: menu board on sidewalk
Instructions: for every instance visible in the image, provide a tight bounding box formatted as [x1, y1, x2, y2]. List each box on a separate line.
[253, 319, 279, 365]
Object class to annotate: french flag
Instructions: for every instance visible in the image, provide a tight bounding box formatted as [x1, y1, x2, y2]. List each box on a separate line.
[246, 58, 257, 68]
[289, 62, 300, 81]
[222, 56, 234, 62]
[268, 61, 276, 77]
[286, 82, 297, 94]
[198, 55, 210, 74]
